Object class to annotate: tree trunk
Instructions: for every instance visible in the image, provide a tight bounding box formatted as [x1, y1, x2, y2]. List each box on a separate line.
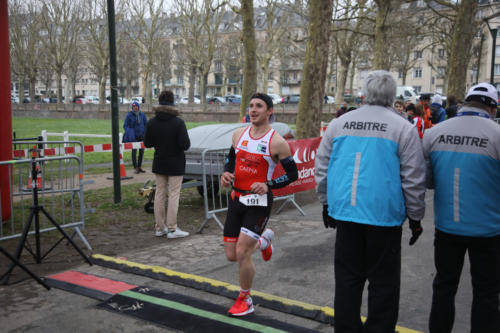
[29, 77, 36, 102]
[188, 66, 196, 102]
[240, 0, 257, 119]
[373, 0, 393, 70]
[200, 72, 208, 105]
[447, 0, 477, 100]
[57, 71, 63, 103]
[261, 62, 269, 93]
[334, 59, 349, 108]
[402, 72, 407, 85]
[99, 74, 106, 103]
[296, 0, 333, 139]
[349, 59, 356, 94]
[126, 79, 132, 99]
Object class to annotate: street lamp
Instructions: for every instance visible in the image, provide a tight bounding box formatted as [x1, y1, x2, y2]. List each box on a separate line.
[484, 18, 497, 85]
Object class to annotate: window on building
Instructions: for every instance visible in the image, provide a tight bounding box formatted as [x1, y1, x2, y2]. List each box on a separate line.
[177, 76, 183, 85]
[215, 61, 222, 72]
[494, 64, 500, 75]
[414, 68, 423, 78]
[293, 72, 297, 80]
[414, 86, 422, 94]
[437, 66, 446, 78]
[215, 73, 223, 85]
[268, 72, 273, 81]
[414, 50, 423, 59]
[398, 71, 403, 79]
[438, 49, 445, 58]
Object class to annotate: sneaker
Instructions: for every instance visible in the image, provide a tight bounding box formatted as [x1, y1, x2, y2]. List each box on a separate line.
[134, 168, 141, 174]
[261, 229, 274, 261]
[228, 295, 254, 316]
[139, 168, 146, 173]
[167, 227, 189, 238]
[155, 228, 168, 237]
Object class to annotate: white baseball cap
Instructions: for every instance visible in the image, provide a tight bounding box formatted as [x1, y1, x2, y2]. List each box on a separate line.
[465, 83, 498, 107]
[431, 94, 442, 104]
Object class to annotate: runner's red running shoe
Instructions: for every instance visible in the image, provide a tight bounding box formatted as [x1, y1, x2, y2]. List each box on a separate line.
[227, 295, 254, 316]
[261, 244, 273, 261]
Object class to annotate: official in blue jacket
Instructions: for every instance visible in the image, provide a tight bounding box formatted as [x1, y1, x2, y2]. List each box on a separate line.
[423, 83, 500, 333]
[315, 70, 426, 333]
[123, 101, 147, 174]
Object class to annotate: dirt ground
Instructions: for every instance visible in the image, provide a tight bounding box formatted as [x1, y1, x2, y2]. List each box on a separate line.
[1, 167, 316, 287]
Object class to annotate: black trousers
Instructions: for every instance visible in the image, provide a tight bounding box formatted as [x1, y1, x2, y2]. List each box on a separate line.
[131, 148, 144, 168]
[429, 229, 500, 333]
[334, 221, 402, 333]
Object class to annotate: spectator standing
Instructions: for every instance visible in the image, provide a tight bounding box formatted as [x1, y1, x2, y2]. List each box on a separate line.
[123, 101, 147, 174]
[445, 95, 458, 119]
[144, 90, 191, 238]
[394, 99, 407, 118]
[423, 83, 500, 333]
[420, 94, 433, 129]
[336, 101, 348, 118]
[430, 94, 446, 124]
[315, 70, 426, 333]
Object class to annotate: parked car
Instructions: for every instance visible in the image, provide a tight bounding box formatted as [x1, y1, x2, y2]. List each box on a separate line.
[131, 96, 144, 103]
[224, 94, 241, 104]
[86, 96, 100, 104]
[326, 96, 335, 104]
[208, 96, 227, 104]
[268, 93, 283, 105]
[179, 97, 201, 104]
[286, 94, 300, 104]
[73, 95, 87, 104]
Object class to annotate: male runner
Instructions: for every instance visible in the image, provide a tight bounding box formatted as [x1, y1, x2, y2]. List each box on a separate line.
[220, 93, 298, 316]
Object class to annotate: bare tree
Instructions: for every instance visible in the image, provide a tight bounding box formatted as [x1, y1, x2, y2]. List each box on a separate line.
[373, 0, 396, 70]
[425, 0, 480, 99]
[332, 0, 368, 106]
[9, 0, 42, 102]
[82, 0, 124, 103]
[123, 0, 168, 104]
[117, 39, 140, 99]
[173, 0, 225, 105]
[296, 0, 333, 138]
[65, 48, 84, 99]
[40, 0, 83, 103]
[231, 0, 258, 118]
[217, 33, 243, 96]
[254, 1, 293, 93]
[152, 38, 173, 94]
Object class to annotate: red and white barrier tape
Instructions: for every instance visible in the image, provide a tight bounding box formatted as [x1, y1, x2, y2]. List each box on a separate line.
[13, 142, 147, 158]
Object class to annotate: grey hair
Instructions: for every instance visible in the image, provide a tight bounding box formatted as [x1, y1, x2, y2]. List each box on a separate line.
[362, 70, 397, 107]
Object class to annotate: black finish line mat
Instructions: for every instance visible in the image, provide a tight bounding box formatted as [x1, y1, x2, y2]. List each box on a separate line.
[91, 254, 335, 324]
[90, 254, 422, 333]
[98, 286, 320, 333]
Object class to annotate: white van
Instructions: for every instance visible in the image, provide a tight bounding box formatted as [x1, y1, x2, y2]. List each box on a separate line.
[396, 86, 417, 104]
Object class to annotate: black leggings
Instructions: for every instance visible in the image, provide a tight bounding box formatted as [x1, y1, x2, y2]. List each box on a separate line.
[131, 148, 144, 168]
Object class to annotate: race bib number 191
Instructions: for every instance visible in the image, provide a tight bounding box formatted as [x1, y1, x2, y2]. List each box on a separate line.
[239, 193, 268, 207]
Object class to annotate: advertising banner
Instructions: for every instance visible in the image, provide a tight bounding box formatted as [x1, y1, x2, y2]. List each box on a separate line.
[272, 137, 322, 197]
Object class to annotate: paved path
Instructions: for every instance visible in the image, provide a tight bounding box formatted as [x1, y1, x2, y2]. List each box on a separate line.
[0, 191, 474, 332]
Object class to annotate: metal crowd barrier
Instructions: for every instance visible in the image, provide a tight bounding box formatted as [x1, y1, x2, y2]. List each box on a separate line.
[1, 144, 91, 250]
[196, 148, 305, 233]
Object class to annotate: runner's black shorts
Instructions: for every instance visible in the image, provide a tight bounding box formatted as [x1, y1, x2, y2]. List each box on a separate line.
[223, 191, 273, 242]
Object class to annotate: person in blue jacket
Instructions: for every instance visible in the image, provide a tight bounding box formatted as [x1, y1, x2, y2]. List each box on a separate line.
[423, 82, 500, 333]
[430, 94, 446, 124]
[315, 70, 426, 333]
[123, 101, 147, 174]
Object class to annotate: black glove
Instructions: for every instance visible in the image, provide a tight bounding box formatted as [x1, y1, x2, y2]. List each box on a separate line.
[322, 205, 337, 229]
[408, 218, 423, 246]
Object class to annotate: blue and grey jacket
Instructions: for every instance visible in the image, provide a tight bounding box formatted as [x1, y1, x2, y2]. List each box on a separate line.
[423, 106, 500, 237]
[315, 105, 426, 227]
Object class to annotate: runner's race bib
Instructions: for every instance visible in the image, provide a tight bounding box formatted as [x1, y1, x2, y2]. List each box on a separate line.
[239, 193, 268, 207]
